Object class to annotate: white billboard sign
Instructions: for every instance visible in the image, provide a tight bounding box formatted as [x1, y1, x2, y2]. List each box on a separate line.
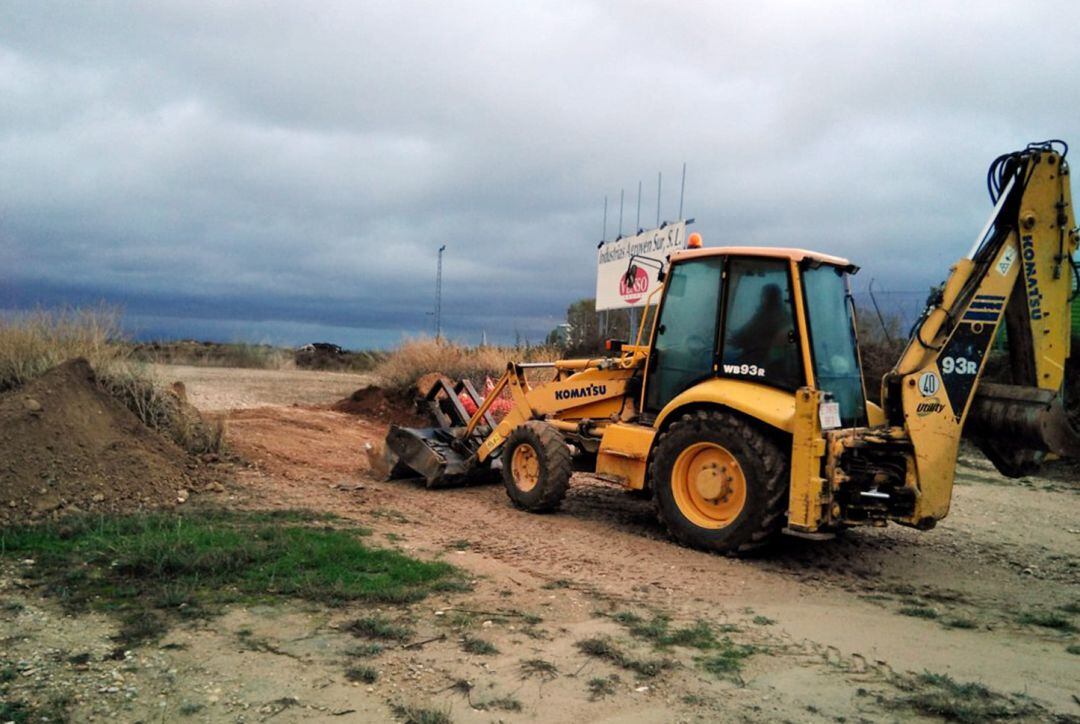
[595, 221, 688, 311]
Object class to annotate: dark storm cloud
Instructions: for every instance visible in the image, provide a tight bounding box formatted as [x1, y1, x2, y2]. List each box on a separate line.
[3, 1, 1080, 345]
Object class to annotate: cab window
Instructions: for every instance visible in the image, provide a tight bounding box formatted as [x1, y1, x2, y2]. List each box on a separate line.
[720, 259, 802, 389]
[644, 257, 724, 411]
[802, 264, 867, 426]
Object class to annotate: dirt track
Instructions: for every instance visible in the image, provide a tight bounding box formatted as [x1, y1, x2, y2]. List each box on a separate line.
[187, 367, 1080, 720]
[5, 366, 1076, 722]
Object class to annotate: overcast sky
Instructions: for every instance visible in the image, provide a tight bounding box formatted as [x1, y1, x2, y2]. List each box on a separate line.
[3, 1, 1080, 347]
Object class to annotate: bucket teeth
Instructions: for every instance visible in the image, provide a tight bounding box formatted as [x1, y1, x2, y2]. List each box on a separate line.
[384, 425, 477, 488]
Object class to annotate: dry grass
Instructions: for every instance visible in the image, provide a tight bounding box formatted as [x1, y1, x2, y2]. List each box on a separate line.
[131, 341, 296, 370]
[374, 338, 562, 392]
[0, 307, 127, 391]
[0, 307, 225, 454]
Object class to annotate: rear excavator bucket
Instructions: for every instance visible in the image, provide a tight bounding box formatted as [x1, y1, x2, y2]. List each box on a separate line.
[967, 383, 1080, 477]
[384, 377, 496, 488]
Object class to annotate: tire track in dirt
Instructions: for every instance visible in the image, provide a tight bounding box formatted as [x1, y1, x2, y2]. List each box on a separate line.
[217, 404, 1080, 716]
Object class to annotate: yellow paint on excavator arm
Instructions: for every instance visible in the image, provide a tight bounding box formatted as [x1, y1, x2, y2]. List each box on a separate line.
[1017, 155, 1077, 392]
[474, 363, 638, 463]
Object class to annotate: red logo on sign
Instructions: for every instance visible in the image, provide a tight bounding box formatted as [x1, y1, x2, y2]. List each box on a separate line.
[619, 267, 649, 304]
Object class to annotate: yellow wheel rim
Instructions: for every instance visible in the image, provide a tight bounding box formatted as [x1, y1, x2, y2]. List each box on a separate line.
[671, 442, 746, 529]
[511, 444, 541, 492]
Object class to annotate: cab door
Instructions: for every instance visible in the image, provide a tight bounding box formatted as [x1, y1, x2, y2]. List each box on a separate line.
[643, 257, 725, 412]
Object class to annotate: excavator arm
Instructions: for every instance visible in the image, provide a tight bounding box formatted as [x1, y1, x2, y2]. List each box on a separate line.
[877, 142, 1079, 522]
[797, 142, 1079, 536]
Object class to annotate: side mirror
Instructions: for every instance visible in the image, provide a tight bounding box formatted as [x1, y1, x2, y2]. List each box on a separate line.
[605, 339, 625, 355]
[623, 264, 638, 288]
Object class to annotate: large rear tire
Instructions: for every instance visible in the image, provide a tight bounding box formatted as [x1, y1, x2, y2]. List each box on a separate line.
[501, 421, 572, 513]
[651, 410, 788, 555]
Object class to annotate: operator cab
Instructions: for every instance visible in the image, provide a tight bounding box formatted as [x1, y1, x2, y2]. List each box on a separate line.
[643, 247, 866, 427]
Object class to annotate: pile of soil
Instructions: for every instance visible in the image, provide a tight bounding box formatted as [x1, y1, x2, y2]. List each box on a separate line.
[332, 385, 426, 426]
[0, 359, 199, 524]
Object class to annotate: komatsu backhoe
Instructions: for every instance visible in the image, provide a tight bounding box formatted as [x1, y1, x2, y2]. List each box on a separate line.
[385, 141, 1080, 554]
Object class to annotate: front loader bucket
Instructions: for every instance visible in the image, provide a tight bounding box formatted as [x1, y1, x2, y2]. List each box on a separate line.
[967, 382, 1080, 477]
[385, 425, 476, 488]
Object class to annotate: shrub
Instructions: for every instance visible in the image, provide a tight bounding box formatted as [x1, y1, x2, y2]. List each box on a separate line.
[0, 307, 225, 455]
[373, 338, 560, 392]
[130, 340, 295, 370]
[0, 307, 126, 391]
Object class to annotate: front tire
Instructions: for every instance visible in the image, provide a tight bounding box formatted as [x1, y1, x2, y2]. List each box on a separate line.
[501, 421, 571, 512]
[651, 410, 788, 555]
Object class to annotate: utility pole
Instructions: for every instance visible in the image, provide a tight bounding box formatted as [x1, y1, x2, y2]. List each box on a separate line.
[435, 244, 446, 340]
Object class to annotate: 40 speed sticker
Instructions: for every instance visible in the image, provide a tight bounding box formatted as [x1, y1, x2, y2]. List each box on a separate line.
[918, 372, 939, 397]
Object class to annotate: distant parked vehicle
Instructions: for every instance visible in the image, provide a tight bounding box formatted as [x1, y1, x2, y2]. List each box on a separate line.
[298, 343, 344, 355]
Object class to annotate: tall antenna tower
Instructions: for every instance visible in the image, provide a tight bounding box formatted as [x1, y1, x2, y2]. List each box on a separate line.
[435, 244, 446, 340]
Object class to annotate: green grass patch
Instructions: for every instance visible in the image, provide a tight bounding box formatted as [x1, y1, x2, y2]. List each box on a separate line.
[519, 658, 558, 680]
[541, 578, 572, 590]
[1015, 610, 1077, 632]
[752, 615, 776, 626]
[346, 643, 385, 658]
[611, 611, 727, 650]
[346, 616, 412, 641]
[390, 703, 453, 724]
[587, 675, 618, 699]
[696, 637, 757, 680]
[473, 695, 522, 712]
[0, 695, 72, 724]
[942, 618, 978, 630]
[887, 671, 1040, 723]
[575, 636, 672, 678]
[345, 665, 379, 684]
[1065, 644, 1080, 655]
[461, 635, 498, 655]
[1058, 601, 1080, 614]
[898, 605, 939, 620]
[0, 511, 458, 646]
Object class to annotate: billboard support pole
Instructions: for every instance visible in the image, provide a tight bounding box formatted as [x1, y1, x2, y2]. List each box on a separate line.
[656, 172, 662, 227]
[678, 162, 687, 220]
[636, 180, 642, 231]
[618, 189, 624, 237]
[602, 195, 608, 241]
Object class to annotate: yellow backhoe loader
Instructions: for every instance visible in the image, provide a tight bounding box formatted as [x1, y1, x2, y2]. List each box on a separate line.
[386, 141, 1080, 554]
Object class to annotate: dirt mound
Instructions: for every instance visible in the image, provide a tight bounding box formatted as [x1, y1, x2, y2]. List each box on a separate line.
[0, 359, 198, 523]
[332, 385, 425, 426]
